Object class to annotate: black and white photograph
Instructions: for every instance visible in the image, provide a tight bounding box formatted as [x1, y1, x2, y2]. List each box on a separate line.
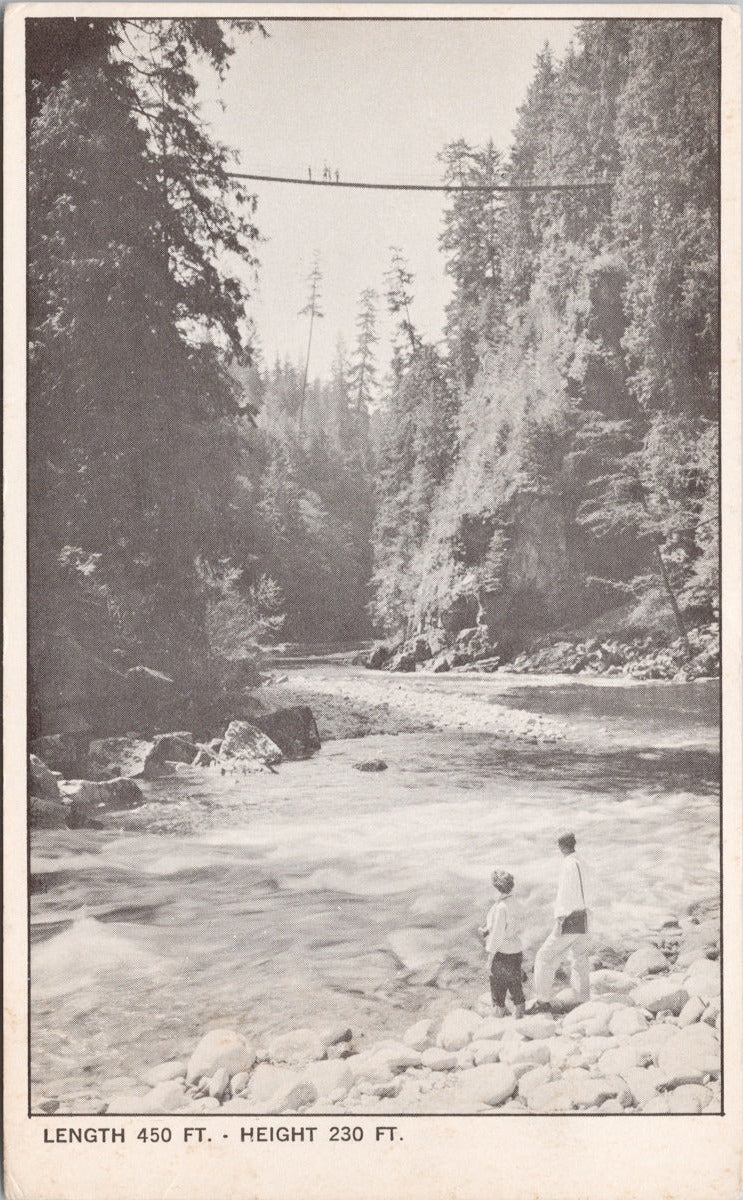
[4, 4, 742, 1198]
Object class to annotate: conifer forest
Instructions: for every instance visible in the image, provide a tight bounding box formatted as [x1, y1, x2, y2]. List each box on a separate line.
[27, 17, 720, 733]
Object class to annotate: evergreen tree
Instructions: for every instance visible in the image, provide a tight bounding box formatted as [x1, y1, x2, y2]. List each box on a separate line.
[298, 256, 324, 430]
[27, 17, 263, 680]
[349, 288, 379, 415]
[439, 138, 505, 386]
[384, 247, 419, 362]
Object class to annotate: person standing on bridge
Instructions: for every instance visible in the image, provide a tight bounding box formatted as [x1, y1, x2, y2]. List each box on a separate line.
[529, 831, 591, 1013]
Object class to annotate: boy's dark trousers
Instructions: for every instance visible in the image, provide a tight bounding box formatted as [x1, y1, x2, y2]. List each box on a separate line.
[490, 951, 525, 1007]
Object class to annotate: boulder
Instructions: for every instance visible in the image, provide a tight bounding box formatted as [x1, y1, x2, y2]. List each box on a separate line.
[547, 1037, 582, 1070]
[366, 643, 393, 671]
[598, 1044, 653, 1077]
[388, 649, 416, 673]
[186, 1030, 256, 1084]
[563, 1001, 618, 1035]
[456, 1064, 517, 1108]
[301, 1060, 353, 1100]
[437, 1009, 483, 1052]
[630, 977, 689, 1015]
[589, 969, 640, 996]
[29, 796, 68, 829]
[271, 1079, 318, 1113]
[208, 1067, 231, 1100]
[469, 1040, 502, 1066]
[512, 1014, 556, 1040]
[498, 1037, 551, 1067]
[574, 1035, 619, 1066]
[678, 996, 706, 1027]
[319, 1025, 353, 1049]
[246, 1064, 296, 1104]
[624, 946, 669, 977]
[516, 1064, 553, 1103]
[361, 1077, 403, 1100]
[353, 759, 388, 773]
[267, 1028, 325, 1066]
[683, 959, 721, 997]
[252, 707, 321, 760]
[230, 1072, 251, 1097]
[369, 1042, 422, 1072]
[219, 720, 283, 767]
[30, 733, 86, 776]
[403, 1019, 436, 1052]
[62, 777, 144, 811]
[527, 1073, 624, 1113]
[64, 777, 144, 827]
[609, 1007, 649, 1037]
[107, 1080, 187, 1114]
[665, 1083, 713, 1113]
[193, 738, 224, 767]
[476, 1016, 514, 1040]
[29, 755, 61, 800]
[620, 1066, 667, 1106]
[142, 734, 199, 778]
[346, 1054, 395, 1085]
[430, 653, 453, 673]
[86, 736, 154, 780]
[421, 1048, 458, 1071]
[142, 1061, 186, 1087]
[625, 1025, 677, 1063]
[657, 1025, 720, 1081]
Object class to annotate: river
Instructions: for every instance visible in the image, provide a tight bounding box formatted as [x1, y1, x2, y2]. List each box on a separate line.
[29, 666, 720, 1108]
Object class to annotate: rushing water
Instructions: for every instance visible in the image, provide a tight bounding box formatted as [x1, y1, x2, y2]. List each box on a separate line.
[30, 670, 719, 1107]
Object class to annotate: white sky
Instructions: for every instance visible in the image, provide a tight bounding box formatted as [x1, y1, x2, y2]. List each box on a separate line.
[199, 18, 578, 379]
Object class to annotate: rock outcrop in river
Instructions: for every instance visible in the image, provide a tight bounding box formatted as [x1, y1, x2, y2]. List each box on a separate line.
[28, 704, 322, 830]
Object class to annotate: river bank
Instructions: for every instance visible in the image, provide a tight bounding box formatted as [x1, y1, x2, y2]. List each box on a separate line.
[365, 621, 720, 683]
[29, 666, 720, 1115]
[36, 894, 722, 1116]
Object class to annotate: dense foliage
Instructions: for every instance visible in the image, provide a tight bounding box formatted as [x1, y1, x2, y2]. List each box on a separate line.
[371, 20, 719, 652]
[28, 18, 268, 684]
[27, 17, 720, 733]
[28, 19, 376, 708]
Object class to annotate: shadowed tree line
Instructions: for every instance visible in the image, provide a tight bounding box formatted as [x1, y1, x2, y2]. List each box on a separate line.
[27, 18, 378, 732]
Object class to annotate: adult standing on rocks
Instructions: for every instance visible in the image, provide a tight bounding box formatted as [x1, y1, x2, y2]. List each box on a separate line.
[529, 832, 591, 1013]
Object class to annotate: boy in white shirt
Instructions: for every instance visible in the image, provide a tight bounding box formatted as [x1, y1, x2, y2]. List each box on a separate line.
[480, 868, 526, 1018]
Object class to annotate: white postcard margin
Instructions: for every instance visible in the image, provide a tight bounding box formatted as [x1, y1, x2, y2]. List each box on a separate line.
[3, 5, 741, 1199]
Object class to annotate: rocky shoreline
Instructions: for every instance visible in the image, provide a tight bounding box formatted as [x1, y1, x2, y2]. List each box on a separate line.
[366, 622, 719, 683]
[34, 899, 720, 1116]
[28, 705, 323, 831]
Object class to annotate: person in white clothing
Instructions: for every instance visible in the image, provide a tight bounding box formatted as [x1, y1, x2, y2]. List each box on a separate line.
[479, 869, 526, 1018]
[529, 832, 591, 1013]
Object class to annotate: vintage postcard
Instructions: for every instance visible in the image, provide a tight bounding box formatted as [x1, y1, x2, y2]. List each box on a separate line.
[3, 4, 741, 1198]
